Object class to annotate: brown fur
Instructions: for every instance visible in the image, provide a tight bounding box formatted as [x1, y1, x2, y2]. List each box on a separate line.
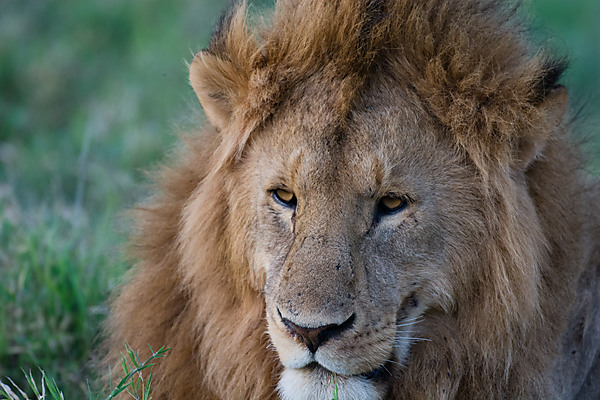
[105, 1, 600, 399]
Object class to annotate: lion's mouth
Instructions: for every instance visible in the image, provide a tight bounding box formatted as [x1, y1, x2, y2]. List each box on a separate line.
[278, 361, 391, 400]
[359, 363, 389, 381]
[303, 359, 392, 382]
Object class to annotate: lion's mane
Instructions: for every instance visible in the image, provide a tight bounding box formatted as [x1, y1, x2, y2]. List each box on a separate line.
[105, 1, 600, 398]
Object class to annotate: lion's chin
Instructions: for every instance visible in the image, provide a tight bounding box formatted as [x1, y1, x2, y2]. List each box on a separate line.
[277, 366, 385, 400]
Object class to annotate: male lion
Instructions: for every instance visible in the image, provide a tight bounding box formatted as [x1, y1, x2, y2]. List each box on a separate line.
[106, 0, 600, 399]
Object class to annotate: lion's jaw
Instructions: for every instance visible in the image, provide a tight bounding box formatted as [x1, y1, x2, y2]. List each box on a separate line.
[278, 367, 384, 400]
[268, 309, 421, 400]
[258, 202, 428, 399]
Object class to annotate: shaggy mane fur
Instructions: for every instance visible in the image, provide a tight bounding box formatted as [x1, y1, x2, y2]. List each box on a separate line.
[202, 0, 567, 170]
[105, 1, 599, 399]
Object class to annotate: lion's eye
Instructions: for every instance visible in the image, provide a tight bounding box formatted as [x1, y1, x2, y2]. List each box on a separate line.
[273, 189, 297, 208]
[378, 196, 408, 214]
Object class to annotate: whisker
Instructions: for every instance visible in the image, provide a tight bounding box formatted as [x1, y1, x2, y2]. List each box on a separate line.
[397, 315, 423, 323]
[394, 336, 431, 343]
[396, 319, 423, 328]
[369, 357, 403, 367]
[395, 316, 424, 328]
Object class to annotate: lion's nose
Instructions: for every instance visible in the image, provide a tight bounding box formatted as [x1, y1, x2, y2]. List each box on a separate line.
[280, 313, 355, 353]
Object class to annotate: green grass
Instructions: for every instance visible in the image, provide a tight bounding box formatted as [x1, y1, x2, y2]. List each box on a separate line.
[0, 0, 598, 398]
[524, 0, 600, 173]
[0, 345, 170, 400]
[0, 0, 223, 397]
[0, 202, 125, 397]
[332, 373, 339, 400]
[1, 369, 65, 400]
[106, 344, 170, 400]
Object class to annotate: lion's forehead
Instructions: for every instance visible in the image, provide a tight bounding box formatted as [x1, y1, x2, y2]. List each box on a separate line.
[257, 96, 445, 198]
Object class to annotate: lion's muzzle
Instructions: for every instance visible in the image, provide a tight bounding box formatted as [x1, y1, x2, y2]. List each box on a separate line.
[280, 309, 356, 353]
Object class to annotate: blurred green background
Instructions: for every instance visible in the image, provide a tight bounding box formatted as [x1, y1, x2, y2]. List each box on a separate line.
[0, 0, 598, 398]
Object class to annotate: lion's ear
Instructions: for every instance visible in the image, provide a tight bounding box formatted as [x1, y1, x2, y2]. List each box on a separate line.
[190, 51, 240, 132]
[517, 85, 568, 169]
[189, 3, 256, 132]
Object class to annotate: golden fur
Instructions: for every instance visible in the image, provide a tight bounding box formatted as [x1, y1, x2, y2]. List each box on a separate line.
[105, 0, 600, 398]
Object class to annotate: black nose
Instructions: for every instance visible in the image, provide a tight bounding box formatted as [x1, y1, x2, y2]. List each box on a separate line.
[280, 312, 355, 353]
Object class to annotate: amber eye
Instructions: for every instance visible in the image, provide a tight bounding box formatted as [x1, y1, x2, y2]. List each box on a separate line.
[378, 196, 408, 214]
[273, 189, 297, 208]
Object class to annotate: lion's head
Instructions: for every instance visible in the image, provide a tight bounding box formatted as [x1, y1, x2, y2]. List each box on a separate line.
[252, 83, 487, 399]
[183, 1, 571, 397]
[107, 1, 599, 399]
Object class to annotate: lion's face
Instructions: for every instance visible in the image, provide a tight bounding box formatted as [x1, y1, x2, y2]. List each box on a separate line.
[240, 78, 483, 399]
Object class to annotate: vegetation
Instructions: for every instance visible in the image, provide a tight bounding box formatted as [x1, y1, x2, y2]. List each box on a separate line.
[0, 0, 597, 398]
[0, 0, 223, 397]
[0, 345, 169, 400]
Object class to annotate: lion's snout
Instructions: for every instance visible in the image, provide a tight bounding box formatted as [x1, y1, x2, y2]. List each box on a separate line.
[280, 309, 355, 353]
[276, 233, 357, 321]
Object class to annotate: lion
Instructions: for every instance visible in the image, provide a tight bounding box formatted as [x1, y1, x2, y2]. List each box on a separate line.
[105, 0, 600, 399]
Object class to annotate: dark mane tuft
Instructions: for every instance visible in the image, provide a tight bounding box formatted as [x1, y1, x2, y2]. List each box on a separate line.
[531, 57, 568, 105]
